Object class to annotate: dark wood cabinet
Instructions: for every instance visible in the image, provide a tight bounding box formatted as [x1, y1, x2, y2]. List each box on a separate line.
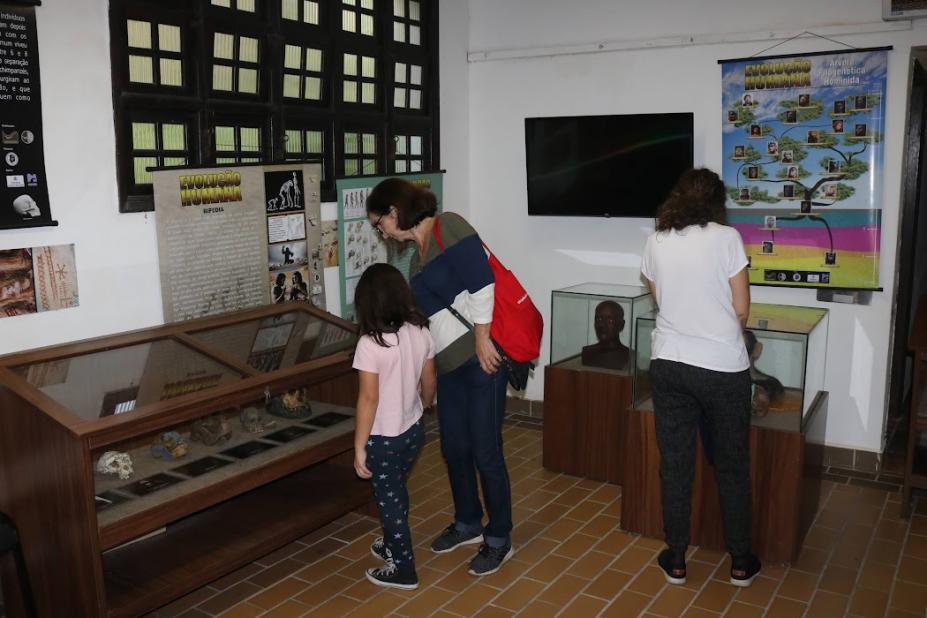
[0, 303, 367, 617]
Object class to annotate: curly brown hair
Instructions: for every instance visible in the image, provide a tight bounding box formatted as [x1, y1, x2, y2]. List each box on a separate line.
[655, 168, 728, 232]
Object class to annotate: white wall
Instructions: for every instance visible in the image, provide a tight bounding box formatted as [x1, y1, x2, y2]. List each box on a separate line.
[467, 0, 926, 452]
[0, 2, 472, 349]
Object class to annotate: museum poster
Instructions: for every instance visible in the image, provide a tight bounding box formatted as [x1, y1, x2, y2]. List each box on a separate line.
[336, 171, 444, 320]
[0, 243, 78, 318]
[152, 162, 323, 322]
[721, 48, 889, 289]
[0, 3, 55, 230]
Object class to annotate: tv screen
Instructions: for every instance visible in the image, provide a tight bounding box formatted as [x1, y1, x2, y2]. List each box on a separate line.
[525, 113, 694, 218]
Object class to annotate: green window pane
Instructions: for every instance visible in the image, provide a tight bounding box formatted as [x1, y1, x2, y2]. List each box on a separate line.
[284, 45, 302, 70]
[212, 0, 232, 7]
[241, 157, 261, 163]
[361, 0, 374, 9]
[410, 25, 420, 45]
[282, 0, 298, 20]
[361, 56, 375, 78]
[409, 89, 421, 109]
[128, 55, 154, 84]
[134, 157, 157, 184]
[305, 1, 320, 24]
[283, 74, 301, 98]
[285, 129, 302, 153]
[395, 62, 406, 83]
[344, 54, 357, 76]
[360, 14, 374, 36]
[127, 19, 152, 49]
[214, 33, 234, 59]
[410, 135, 422, 155]
[410, 64, 422, 85]
[217, 157, 237, 164]
[160, 58, 183, 87]
[362, 133, 376, 154]
[342, 9, 356, 32]
[162, 124, 186, 150]
[394, 87, 406, 108]
[238, 68, 258, 93]
[393, 22, 405, 43]
[132, 123, 157, 150]
[410, 1, 420, 20]
[212, 64, 233, 91]
[307, 130, 323, 153]
[163, 157, 187, 167]
[306, 49, 323, 72]
[344, 133, 358, 154]
[343, 0, 356, 5]
[361, 83, 375, 104]
[394, 135, 407, 155]
[215, 126, 236, 151]
[240, 127, 260, 151]
[362, 159, 376, 174]
[158, 24, 181, 52]
[238, 0, 256, 11]
[395, 159, 407, 173]
[410, 159, 422, 172]
[305, 77, 322, 100]
[393, 0, 405, 17]
[345, 159, 358, 176]
[343, 80, 357, 102]
[239, 37, 259, 63]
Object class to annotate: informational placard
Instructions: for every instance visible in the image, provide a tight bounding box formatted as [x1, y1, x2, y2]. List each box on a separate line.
[0, 243, 78, 318]
[721, 48, 889, 289]
[335, 171, 444, 320]
[0, 2, 55, 230]
[153, 162, 323, 322]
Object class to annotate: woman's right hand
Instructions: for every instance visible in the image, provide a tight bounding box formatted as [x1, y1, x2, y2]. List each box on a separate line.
[474, 323, 502, 374]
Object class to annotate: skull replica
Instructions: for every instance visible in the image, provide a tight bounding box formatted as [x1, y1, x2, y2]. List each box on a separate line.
[240, 406, 276, 433]
[96, 451, 134, 480]
[268, 387, 312, 420]
[190, 412, 232, 446]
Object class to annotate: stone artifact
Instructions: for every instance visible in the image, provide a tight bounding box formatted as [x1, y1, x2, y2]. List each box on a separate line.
[240, 406, 277, 433]
[150, 431, 189, 460]
[268, 387, 313, 419]
[581, 300, 630, 370]
[190, 413, 233, 445]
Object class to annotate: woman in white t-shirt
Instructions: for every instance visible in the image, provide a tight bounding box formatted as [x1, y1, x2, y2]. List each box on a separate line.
[641, 168, 761, 589]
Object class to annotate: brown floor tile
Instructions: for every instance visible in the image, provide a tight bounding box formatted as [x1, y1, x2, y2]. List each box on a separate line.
[581, 514, 621, 537]
[563, 498, 605, 522]
[292, 573, 354, 607]
[723, 601, 763, 618]
[804, 525, 839, 551]
[587, 484, 621, 504]
[594, 529, 636, 554]
[345, 591, 407, 618]
[869, 538, 903, 565]
[806, 590, 849, 617]
[791, 546, 829, 574]
[537, 517, 578, 542]
[442, 582, 500, 616]
[765, 596, 806, 618]
[216, 603, 264, 618]
[561, 593, 609, 617]
[248, 559, 306, 589]
[340, 578, 384, 603]
[515, 537, 561, 564]
[584, 568, 633, 600]
[524, 554, 575, 582]
[818, 564, 858, 596]
[197, 582, 262, 615]
[602, 590, 652, 617]
[689, 547, 725, 565]
[859, 559, 897, 590]
[777, 569, 818, 602]
[567, 550, 615, 580]
[910, 515, 927, 536]
[153, 586, 220, 617]
[628, 566, 668, 597]
[309, 595, 360, 617]
[474, 605, 515, 617]
[255, 542, 306, 568]
[897, 555, 927, 587]
[211, 564, 264, 591]
[648, 585, 696, 617]
[814, 508, 848, 530]
[553, 532, 598, 559]
[875, 518, 909, 543]
[848, 587, 889, 618]
[392, 586, 456, 617]
[259, 600, 311, 618]
[491, 577, 546, 611]
[537, 573, 588, 605]
[681, 607, 721, 618]
[433, 565, 478, 594]
[692, 580, 735, 613]
[293, 554, 353, 583]
[614, 546, 659, 574]
[891, 580, 927, 613]
[733, 575, 777, 608]
[248, 577, 312, 610]
[516, 599, 561, 618]
[681, 561, 716, 591]
[905, 533, 927, 558]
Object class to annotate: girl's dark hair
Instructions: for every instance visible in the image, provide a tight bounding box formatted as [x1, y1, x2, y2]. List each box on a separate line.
[354, 263, 429, 347]
[366, 177, 438, 230]
[655, 168, 728, 232]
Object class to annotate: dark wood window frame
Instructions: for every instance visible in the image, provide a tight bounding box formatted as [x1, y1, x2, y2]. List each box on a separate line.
[110, 0, 440, 213]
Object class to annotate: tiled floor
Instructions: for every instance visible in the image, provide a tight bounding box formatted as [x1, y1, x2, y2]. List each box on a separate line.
[135, 420, 926, 617]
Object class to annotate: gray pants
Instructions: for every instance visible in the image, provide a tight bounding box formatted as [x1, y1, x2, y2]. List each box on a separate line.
[649, 358, 753, 557]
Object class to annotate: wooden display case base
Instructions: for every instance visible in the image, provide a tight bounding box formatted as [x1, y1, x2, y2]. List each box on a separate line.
[543, 358, 632, 484]
[621, 393, 827, 564]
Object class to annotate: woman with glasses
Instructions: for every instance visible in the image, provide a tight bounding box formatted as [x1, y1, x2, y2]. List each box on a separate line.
[364, 177, 515, 578]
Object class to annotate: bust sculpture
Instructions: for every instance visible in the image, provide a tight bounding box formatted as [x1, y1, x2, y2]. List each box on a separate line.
[581, 300, 630, 371]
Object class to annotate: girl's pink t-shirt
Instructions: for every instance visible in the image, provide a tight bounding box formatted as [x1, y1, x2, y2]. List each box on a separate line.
[352, 323, 435, 437]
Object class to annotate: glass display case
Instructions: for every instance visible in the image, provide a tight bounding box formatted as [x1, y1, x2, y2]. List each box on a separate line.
[0, 303, 363, 617]
[550, 283, 654, 374]
[634, 303, 828, 433]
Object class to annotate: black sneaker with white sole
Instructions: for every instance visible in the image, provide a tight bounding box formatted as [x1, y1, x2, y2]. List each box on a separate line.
[730, 553, 761, 587]
[657, 548, 687, 585]
[365, 562, 419, 590]
[467, 543, 514, 576]
[430, 524, 483, 554]
[370, 536, 392, 562]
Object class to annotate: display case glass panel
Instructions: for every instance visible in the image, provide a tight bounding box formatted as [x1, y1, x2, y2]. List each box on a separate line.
[634, 303, 828, 433]
[12, 339, 247, 421]
[550, 283, 654, 374]
[190, 311, 357, 372]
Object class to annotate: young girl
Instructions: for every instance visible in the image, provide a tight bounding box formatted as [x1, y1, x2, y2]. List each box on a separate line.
[352, 263, 436, 590]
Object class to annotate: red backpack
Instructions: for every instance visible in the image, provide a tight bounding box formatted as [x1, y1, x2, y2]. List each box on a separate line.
[434, 216, 543, 362]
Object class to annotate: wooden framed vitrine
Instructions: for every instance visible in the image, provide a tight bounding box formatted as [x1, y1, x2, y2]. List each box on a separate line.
[0, 303, 365, 617]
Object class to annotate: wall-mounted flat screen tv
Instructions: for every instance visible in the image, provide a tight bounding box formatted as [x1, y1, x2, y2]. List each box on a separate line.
[525, 113, 694, 218]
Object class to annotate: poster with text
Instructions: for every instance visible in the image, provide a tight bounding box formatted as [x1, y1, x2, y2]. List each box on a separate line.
[336, 171, 444, 319]
[721, 48, 888, 289]
[0, 243, 78, 318]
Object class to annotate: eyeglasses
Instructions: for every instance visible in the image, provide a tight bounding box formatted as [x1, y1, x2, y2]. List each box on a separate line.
[371, 209, 390, 234]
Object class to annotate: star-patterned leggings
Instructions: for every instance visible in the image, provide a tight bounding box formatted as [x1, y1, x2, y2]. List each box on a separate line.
[366, 418, 425, 574]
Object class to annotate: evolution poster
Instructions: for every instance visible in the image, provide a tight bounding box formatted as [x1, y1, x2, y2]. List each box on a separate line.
[0, 243, 78, 318]
[721, 48, 888, 289]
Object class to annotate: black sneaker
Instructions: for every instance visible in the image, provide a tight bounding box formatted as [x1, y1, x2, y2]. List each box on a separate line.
[730, 554, 761, 587]
[365, 562, 419, 590]
[467, 543, 515, 576]
[657, 549, 687, 585]
[370, 536, 392, 562]
[430, 524, 483, 554]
